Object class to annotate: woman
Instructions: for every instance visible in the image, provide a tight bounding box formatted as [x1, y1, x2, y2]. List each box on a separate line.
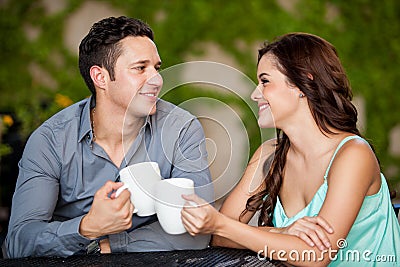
[181, 33, 400, 266]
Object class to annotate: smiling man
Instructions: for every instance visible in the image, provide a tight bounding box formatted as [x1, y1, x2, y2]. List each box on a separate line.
[5, 16, 212, 258]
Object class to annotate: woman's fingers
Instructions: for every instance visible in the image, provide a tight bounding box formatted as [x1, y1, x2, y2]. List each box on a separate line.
[303, 216, 333, 248]
[286, 216, 333, 250]
[182, 193, 207, 206]
[181, 205, 198, 222]
[181, 213, 198, 236]
[304, 227, 326, 250]
[304, 216, 334, 233]
[181, 198, 219, 235]
[298, 231, 315, 247]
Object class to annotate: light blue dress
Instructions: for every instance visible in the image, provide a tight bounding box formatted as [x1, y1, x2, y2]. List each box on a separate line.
[272, 136, 400, 266]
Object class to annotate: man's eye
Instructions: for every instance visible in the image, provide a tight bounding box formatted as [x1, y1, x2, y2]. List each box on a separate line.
[134, 66, 145, 71]
[155, 66, 162, 72]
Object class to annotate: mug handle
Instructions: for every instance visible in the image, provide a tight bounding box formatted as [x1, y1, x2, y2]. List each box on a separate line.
[115, 184, 128, 197]
[115, 184, 138, 214]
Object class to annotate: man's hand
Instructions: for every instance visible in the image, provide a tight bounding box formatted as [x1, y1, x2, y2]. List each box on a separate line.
[99, 239, 111, 253]
[79, 181, 134, 239]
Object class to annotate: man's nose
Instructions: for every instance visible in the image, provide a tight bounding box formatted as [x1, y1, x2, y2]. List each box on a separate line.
[147, 71, 163, 87]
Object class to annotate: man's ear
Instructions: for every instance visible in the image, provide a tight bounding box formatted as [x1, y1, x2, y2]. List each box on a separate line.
[90, 65, 107, 90]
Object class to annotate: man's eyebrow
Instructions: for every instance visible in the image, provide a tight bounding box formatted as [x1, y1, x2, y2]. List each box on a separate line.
[131, 60, 162, 66]
[132, 60, 150, 64]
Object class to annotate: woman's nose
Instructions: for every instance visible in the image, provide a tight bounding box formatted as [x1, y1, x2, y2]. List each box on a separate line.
[251, 85, 262, 102]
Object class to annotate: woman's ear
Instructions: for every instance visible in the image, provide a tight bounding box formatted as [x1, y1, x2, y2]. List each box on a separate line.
[90, 65, 107, 90]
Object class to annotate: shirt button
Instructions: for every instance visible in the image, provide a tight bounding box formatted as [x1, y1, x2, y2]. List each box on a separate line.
[79, 243, 84, 247]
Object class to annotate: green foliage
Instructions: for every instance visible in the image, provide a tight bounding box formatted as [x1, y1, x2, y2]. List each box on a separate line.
[0, 0, 399, 189]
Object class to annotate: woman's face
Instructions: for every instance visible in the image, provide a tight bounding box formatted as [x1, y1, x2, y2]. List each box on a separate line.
[251, 53, 302, 129]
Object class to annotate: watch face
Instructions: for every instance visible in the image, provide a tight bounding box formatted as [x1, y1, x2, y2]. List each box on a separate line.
[86, 240, 101, 255]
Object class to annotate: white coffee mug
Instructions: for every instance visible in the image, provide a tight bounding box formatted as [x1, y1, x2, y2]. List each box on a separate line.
[115, 162, 161, 216]
[154, 178, 194, 235]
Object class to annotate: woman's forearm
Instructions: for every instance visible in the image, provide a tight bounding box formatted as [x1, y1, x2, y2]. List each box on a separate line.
[214, 215, 331, 267]
[211, 235, 246, 249]
[212, 224, 278, 248]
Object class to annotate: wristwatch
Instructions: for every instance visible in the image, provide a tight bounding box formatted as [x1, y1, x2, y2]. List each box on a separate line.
[86, 240, 101, 255]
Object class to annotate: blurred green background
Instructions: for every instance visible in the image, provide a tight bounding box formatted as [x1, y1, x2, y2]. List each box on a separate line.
[1, 0, 399, 217]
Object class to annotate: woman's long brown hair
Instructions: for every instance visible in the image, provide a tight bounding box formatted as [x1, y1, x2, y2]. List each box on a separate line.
[243, 33, 365, 226]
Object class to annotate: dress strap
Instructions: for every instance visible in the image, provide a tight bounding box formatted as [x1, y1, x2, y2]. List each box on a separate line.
[323, 135, 365, 179]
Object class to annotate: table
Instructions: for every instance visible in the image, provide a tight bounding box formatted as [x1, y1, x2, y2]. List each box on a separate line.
[0, 247, 286, 266]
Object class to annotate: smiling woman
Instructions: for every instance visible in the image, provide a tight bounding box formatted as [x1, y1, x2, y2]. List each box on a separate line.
[180, 33, 400, 267]
[251, 53, 305, 130]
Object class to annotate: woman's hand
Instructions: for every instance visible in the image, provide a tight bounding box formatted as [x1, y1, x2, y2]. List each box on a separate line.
[275, 216, 334, 250]
[181, 194, 222, 236]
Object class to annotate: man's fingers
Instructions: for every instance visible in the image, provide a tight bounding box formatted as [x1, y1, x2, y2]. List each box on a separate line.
[117, 188, 131, 202]
[99, 181, 125, 197]
[128, 203, 136, 216]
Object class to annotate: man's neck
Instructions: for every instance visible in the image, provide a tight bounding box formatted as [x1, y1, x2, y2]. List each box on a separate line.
[91, 104, 146, 166]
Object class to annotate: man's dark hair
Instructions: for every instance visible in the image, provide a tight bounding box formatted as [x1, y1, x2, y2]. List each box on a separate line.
[78, 16, 154, 96]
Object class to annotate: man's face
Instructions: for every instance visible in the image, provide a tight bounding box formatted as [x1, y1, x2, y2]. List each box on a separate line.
[107, 36, 163, 118]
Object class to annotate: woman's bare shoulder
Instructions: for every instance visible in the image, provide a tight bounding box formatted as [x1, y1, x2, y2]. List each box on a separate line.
[249, 138, 277, 165]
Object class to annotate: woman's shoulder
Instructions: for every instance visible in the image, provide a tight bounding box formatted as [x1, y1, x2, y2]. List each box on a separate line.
[249, 138, 277, 165]
[327, 135, 381, 192]
[334, 135, 378, 166]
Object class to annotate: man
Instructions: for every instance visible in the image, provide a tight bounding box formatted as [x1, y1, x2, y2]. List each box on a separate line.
[5, 16, 212, 258]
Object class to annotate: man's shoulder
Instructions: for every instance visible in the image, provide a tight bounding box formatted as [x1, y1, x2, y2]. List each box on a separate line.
[34, 98, 88, 137]
[43, 98, 88, 127]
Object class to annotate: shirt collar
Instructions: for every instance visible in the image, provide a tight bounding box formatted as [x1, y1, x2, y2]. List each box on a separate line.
[78, 96, 95, 143]
[78, 96, 154, 143]
[144, 100, 161, 135]
[145, 114, 153, 135]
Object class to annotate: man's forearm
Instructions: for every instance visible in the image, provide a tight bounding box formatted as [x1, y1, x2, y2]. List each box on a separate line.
[6, 216, 91, 258]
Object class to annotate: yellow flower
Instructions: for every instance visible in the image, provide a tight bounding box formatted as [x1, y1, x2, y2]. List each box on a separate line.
[55, 94, 73, 108]
[2, 115, 14, 127]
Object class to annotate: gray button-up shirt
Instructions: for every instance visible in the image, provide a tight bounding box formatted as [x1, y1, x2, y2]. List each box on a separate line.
[6, 97, 213, 258]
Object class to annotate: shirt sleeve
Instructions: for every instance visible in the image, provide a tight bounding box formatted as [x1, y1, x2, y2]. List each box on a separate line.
[170, 117, 214, 204]
[110, 221, 210, 253]
[5, 125, 91, 258]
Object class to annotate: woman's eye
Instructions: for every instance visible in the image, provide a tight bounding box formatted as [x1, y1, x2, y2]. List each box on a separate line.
[261, 78, 269, 85]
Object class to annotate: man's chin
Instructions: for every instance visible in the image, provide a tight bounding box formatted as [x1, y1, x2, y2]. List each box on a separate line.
[146, 106, 157, 116]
